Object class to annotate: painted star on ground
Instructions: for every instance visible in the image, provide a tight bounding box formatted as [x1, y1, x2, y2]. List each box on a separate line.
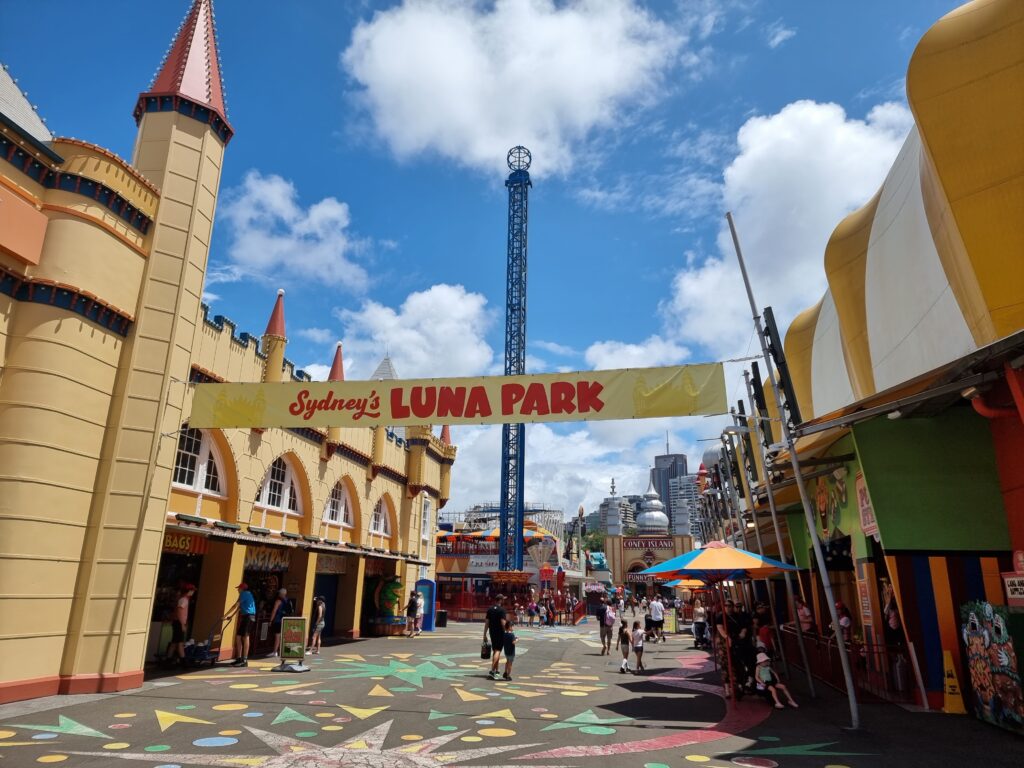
[324, 658, 476, 688]
[65, 719, 568, 767]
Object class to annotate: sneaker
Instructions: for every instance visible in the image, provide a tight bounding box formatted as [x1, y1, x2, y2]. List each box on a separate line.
[502, 674, 512, 681]
[230, 658, 243, 666]
[238, 659, 248, 668]
[489, 670, 500, 680]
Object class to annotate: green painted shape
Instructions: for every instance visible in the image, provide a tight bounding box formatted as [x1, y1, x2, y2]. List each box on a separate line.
[17, 715, 111, 739]
[541, 709, 632, 732]
[391, 687, 416, 692]
[295, 730, 317, 737]
[428, 710, 465, 721]
[437, 725, 458, 731]
[271, 706, 316, 726]
[144, 745, 171, 752]
[579, 725, 616, 735]
[419, 652, 482, 668]
[853, 411, 1010, 550]
[175, 704, 196, 710]
[326, 658, 473, 688]
[740, 741, 873, 757]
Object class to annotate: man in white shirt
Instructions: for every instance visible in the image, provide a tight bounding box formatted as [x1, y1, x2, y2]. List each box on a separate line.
[649, 595, 665, 643]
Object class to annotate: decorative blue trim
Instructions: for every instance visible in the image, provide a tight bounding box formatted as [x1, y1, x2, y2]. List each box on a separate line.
[133, 94, 233, 145]
[0, 267, 132, 337]
[0, 134, 152, 234]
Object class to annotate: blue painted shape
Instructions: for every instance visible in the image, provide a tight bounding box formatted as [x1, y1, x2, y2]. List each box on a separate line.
[962, 555, 985, 602]
[416, 579, 436, 632]
[911, 554, 943, 690]
[193, 736, 239, 747]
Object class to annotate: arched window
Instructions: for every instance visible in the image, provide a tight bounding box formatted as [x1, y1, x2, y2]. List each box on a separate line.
[255, 457, 303, 514]
[421, 496, 432, 541]
[173, 428, 224, 495]
[325, 482, 353, 527]
[370, 498, 391, 536]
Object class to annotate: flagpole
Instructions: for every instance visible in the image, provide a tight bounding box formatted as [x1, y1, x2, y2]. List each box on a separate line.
[743, 369, 816, 696]
[726, 212, 860, 731]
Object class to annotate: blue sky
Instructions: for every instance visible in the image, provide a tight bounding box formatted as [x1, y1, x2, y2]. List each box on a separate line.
[2, 0, 962, 516]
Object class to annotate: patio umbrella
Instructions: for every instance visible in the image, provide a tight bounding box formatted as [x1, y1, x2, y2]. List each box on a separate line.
[662, 579, 706, 589]
[640, 541, 797, 700]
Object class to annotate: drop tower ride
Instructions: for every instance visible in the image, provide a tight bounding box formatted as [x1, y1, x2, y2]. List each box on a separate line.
[499, 146, 532, 571]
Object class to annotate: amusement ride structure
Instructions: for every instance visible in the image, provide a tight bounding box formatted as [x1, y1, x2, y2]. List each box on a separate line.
[498, 146, 532, 570]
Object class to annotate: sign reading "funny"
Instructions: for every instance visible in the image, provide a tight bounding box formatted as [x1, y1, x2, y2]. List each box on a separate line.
[188, 364, 726, 429]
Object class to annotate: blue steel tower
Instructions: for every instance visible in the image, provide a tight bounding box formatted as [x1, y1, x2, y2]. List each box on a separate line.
[499, 146, 532, 571]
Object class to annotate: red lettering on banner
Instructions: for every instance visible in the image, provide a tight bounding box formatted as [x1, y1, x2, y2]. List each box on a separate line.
[522, 383, 550, 416]
[501, 383, 526, 415]
[437, 386, 467, 418]
[465, 386, 492, 418]
[577, 381, 605, 413]
[290, 389, 380, 421]
[411, 386, 436, 419]
[289, 389, 309, 416]
[391, 388, 410, 419]
[550, 381, 576, 414]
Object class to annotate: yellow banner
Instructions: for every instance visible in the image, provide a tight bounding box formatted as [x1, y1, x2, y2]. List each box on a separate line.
[187, 363, 726, 429]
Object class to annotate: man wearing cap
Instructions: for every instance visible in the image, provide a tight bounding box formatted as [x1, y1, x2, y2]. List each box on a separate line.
[225, 582, 256, 667]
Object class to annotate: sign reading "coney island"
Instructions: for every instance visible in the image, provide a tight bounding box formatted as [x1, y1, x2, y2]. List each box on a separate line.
[188, 364, 726, 429]
[623, 538, 674, 550]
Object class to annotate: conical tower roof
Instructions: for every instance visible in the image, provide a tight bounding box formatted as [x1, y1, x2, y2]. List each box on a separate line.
[328, 342, 345, 382]
[440, 425, 452, 445]
[136, 0, 232, 139]
[371, 356, 398, 380]
[264, 289, 286, 338]
[637, 471, 669, 534]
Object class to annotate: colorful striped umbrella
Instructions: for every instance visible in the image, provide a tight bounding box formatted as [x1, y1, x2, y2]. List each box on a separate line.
[640, 540, 796, 583]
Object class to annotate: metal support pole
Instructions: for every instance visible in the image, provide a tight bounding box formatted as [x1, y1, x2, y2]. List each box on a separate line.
[718, 444, 755, 606]
[727, 211, 859, 730]
[743, 370, 815, 696]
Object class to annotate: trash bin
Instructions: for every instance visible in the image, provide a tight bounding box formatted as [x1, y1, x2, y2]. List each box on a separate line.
[435, 610, 448, 628]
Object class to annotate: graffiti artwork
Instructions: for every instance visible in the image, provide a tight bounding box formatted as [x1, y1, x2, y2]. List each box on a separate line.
[960, 600, 1024, 732]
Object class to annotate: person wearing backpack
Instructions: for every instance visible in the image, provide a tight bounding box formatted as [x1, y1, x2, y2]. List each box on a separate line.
[596, 597, 611, 655]
[603, 600, 618, 655]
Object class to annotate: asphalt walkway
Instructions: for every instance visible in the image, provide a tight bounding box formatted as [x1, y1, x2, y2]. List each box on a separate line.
[0, 622, 1019, 767]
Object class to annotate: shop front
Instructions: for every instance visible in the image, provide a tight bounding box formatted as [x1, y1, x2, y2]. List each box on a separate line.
[147, 529, 208, 662]
[360, 555, 404, 637]
[240, 544, 294, 655]
[312, 552, 347, 644]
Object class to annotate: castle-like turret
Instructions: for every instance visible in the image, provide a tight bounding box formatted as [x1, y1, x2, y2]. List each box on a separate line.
[262, 289, 287, 383]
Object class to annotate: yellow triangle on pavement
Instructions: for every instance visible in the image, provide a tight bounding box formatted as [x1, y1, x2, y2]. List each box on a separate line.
[223, 759, 268, 766]
[335, 654, 365, 661]
[478, 708, 516, 722]
[454, 687, 487, 702]
[494, 686, 546, 698]
[389, 653, 414, 659]
[368, 684, 393, 697]
[345, 740, 369, 750]
[155, 710, 214, 732]
[339, 705, 389, 720]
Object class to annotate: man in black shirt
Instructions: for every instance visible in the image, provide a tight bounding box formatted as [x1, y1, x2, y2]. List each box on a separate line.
[484, 594, 507, 680]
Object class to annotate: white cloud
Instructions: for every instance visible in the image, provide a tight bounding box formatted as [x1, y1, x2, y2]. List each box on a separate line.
[341, 0, 681, 176]
[336, 283, 495, 379]
[584, 335, 689, 370]
[533, 339, 579, 357]
[662, 100, 913, 360]
[296, 327, 335, 344]
[217, 170, 370, 290]
[301, 363, 332, 382]
[764, 19, 796, 49]
[201, 291, 220, 304]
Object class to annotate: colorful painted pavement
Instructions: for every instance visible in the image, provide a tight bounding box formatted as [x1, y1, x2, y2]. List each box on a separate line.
[0, 623, 1019, 767]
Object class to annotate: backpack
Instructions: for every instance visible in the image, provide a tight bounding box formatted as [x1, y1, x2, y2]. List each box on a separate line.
[604, 609, 616, 627]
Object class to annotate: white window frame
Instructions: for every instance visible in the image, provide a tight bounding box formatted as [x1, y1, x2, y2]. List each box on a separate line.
[324, 482, 354, 528]
[370, 498, 392, 537]
[421, 495, 432, 542]
[255, 457, 303, 518]
[172, 427, 225, 497]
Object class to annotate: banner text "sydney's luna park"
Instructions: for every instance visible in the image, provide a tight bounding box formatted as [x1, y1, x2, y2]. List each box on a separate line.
[187, 364, 727, 429]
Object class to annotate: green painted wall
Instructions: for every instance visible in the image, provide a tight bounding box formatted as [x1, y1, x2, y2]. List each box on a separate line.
[852, 407, 1009, 551]
[785, 508, 812, 569]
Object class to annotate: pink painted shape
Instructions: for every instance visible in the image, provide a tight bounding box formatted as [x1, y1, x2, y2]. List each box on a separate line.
[515, 653, 771, 760]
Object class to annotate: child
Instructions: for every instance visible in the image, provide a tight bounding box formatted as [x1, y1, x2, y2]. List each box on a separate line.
[631, 620, 646, 673]
[502, 619, 517, 680]
[755, 652, 798, 709]
[538, 602, 547, 628]
[615, 619, 631, 673]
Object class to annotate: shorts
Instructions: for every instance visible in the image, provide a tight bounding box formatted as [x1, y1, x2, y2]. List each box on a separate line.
[272, 621, 282, 635]
[171, 621, 185, 643]
[314, 621, 326, 633]
[633, 645, 644, 653]
[238, 613, 254, 637]
[503, 644, 516, 658]
[599, 624, 613, 641]
[652, 619, 664, 630]
[488, 629, 506, 652]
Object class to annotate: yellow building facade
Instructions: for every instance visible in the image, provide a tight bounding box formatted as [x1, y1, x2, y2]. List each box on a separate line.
[0, 0, 455, 704]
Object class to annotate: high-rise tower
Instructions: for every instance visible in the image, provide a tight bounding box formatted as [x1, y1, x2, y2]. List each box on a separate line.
[499, 146, 531, 571]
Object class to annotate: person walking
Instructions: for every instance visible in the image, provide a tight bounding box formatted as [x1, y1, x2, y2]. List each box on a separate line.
[527, 599, 537, 627]
[308, 596, 326, 654]
[166, 583, 195, 665]
[616, 619, 632, 673]
[502, 619, 517, 680]
[225, 582, 256, 667]
[649, 595, 665, 644]
[405, 590, 419, 637]
[596, 598, 611, 655]
[415, 591, 425, 636]
[269, 588, 289, 658]
[484, 595, 507, 680]
[692, 598, 708, 649]
[631, 620, 646, 673]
